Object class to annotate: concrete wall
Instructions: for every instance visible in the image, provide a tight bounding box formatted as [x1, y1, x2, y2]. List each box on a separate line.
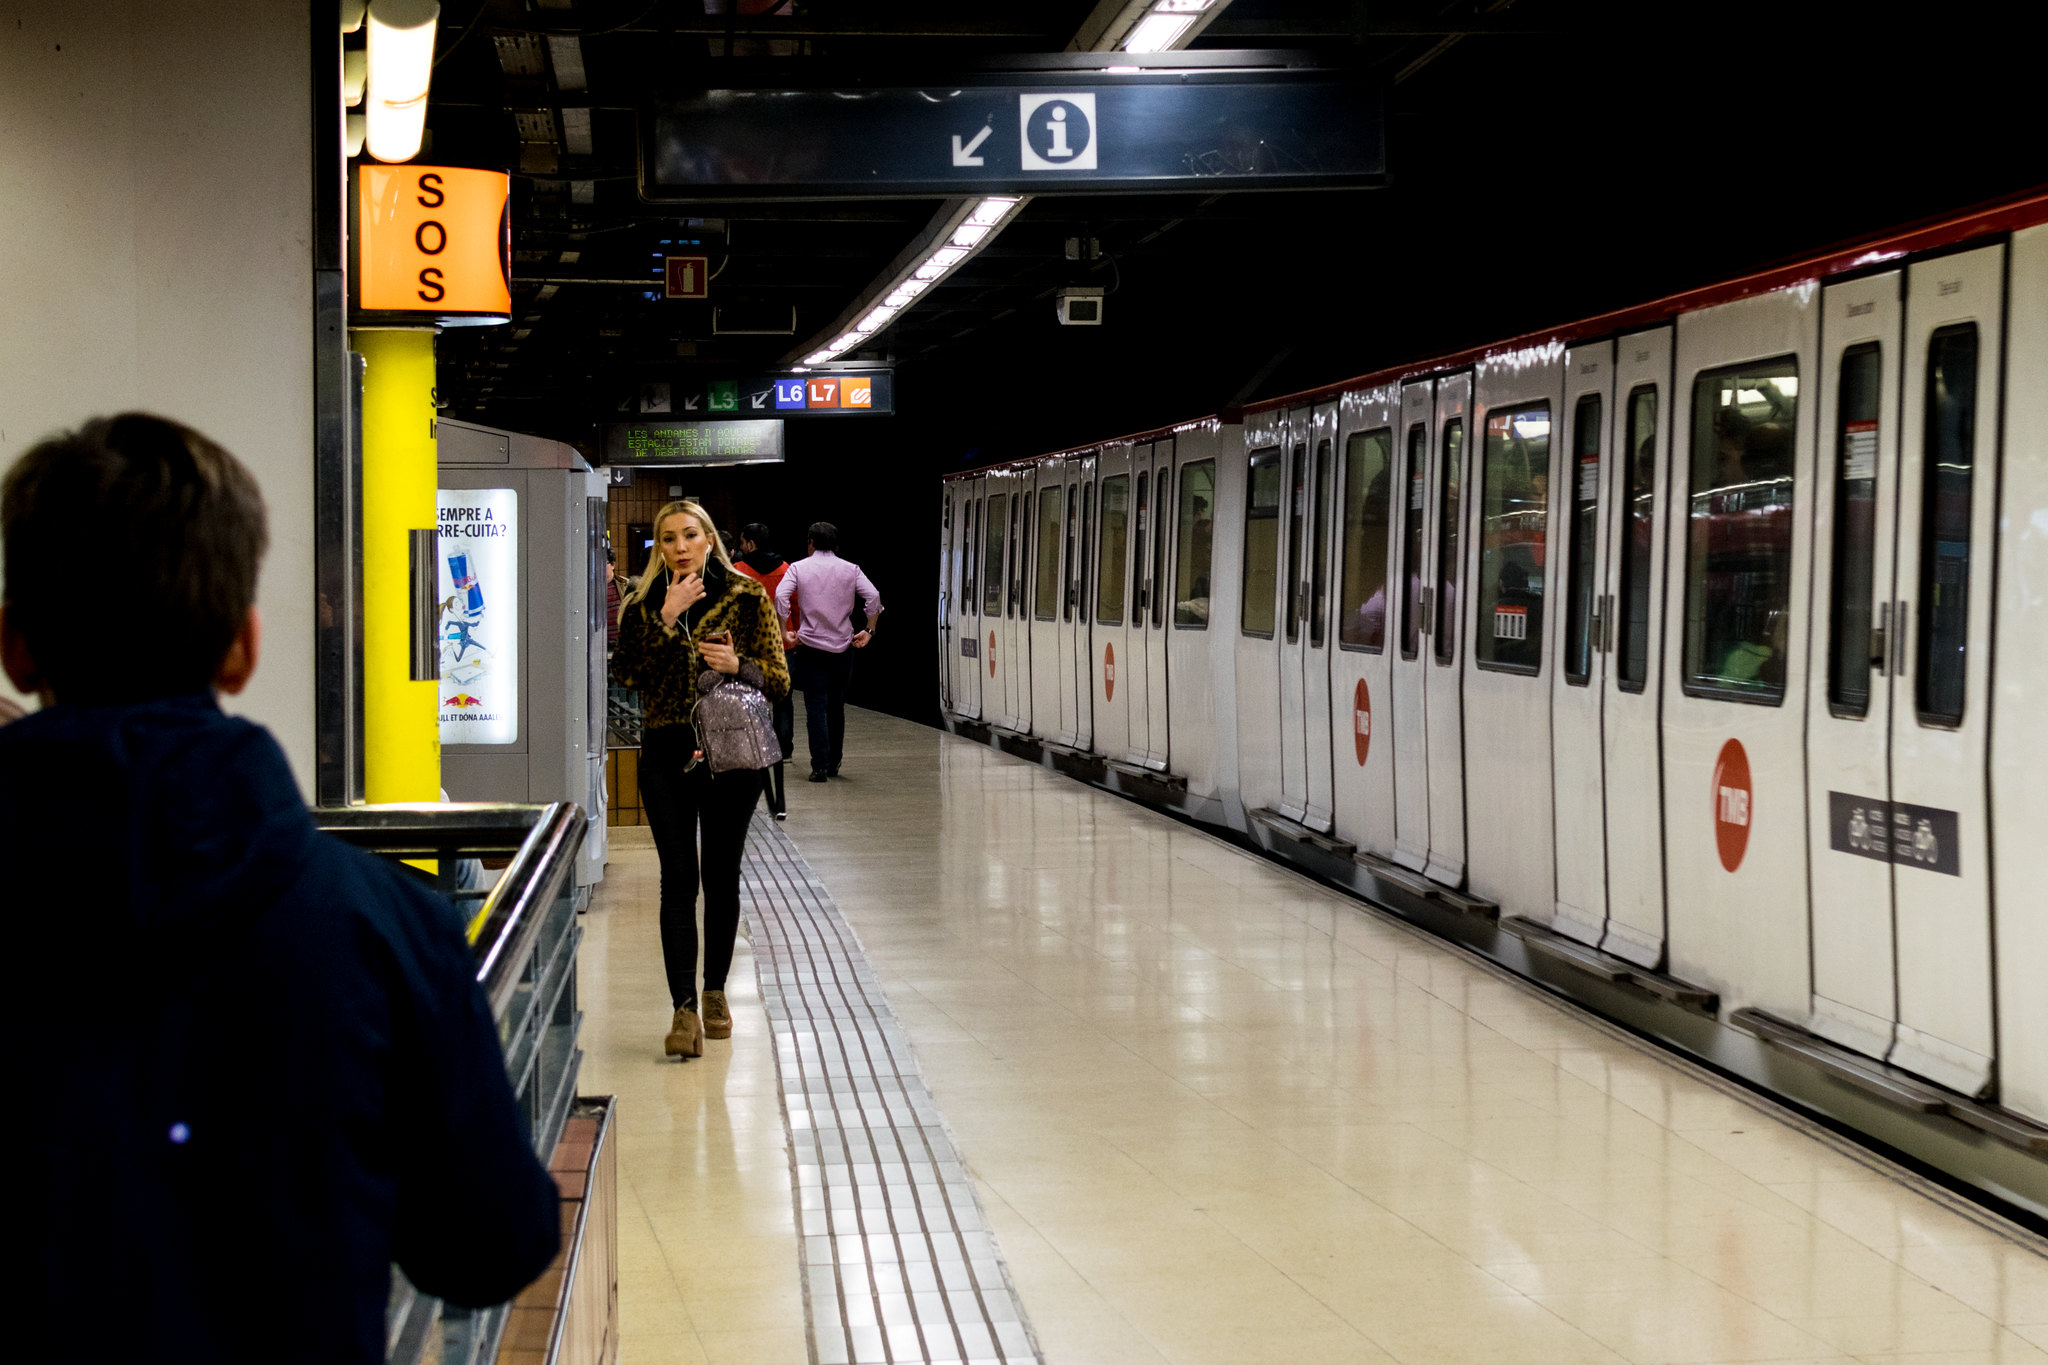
[0, 2, 317, 795]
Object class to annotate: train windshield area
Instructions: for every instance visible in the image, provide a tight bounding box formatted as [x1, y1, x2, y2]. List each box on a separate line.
[1684, 360, 1798, 702]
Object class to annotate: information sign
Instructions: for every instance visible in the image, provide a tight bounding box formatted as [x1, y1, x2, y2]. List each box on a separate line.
[603, 419, 785, 466]
[665, 255, 709, 298]
[634, 371, 892, 418]
[644, 67, 1384, 200]
[356, 165, 511, 319]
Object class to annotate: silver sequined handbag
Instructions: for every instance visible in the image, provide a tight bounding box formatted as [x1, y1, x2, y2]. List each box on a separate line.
[691, 667, 781, 773]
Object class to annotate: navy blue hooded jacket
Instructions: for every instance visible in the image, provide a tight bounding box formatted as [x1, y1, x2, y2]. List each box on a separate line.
[4, 696, 560, 1362]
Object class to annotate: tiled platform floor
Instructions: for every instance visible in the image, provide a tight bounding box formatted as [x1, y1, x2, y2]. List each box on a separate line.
[583, 705, 2048, 1365]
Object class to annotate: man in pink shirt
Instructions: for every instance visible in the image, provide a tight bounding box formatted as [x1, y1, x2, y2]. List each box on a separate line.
[774, 522, 882, 781]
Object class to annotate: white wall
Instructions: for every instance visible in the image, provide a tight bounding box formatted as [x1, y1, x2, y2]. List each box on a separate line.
[0, 2, 317, 795]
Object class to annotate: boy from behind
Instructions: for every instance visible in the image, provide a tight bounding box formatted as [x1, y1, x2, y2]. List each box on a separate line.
[1, 414, 559, 1362]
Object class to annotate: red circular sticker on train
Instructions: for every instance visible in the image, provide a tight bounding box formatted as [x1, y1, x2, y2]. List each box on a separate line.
[987, 630, 996, 678]
[1712, 738, 1752, 872]
[1353, 678, 1372, 766]
[1104, 642, 1116, 701]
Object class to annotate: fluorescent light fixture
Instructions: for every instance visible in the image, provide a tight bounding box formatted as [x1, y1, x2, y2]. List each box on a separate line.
[341, 0, 367, 32]
[855, 305, 899, 333]
[805, 351, 834, 365]
[345, 113, 366, 158]
[951, 223, 992, 248]
[1123, 13, 1194, 51]
[1154, 0, 1213, 11]
[365, 0, 439, 163]
[967, 196, 1018, 225]
[343, 49, 366, 106]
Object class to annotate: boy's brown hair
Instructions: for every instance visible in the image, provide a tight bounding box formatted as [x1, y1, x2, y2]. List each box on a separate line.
[2, 413, 267, 703]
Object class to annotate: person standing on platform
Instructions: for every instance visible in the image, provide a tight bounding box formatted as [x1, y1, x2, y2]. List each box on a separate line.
[612, 500, 789, 1058]
[1, 414, 559, 1363]
[730, 522, 794, 820]
[774, 521, 882, 783]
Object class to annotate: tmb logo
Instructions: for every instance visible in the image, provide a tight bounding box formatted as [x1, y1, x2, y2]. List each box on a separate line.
[1712, 738, 1752, 872]
[1019, 93, 1098, 171]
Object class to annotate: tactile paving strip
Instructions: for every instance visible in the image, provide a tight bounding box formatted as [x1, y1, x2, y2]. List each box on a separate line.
[741, 815, 1042, 1365]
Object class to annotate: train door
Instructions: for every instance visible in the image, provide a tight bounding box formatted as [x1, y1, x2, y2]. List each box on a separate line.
[1422, 375, 1470, 884]
[1072, 454, 1098, 752]
[1300, 406, 1340, 826]
[1274, 408, 1314, 822]
[956, 480, 986, 720]
[1235, 417, 1287, 818]
[1054, 463, 1080, 746]
[1007, 468, 1033, 732]
[1121, 443, 1157, 763]
[939, 487, 956, 714]
[1805, 271, 1905, 1061]
[1329, 388, 1401, 861]
[1551, 347, 1616, 944]
[1093, 446, 1134, 759]
[1389, 381, 1434, 870]
[1599, 328, 1675, 967]
[1662, 286, 1819, 1023]
[978, 477, 1009, 727]
[1028, 463, 1066, 739]
[1141, 438, 1174, 770]
[1805, 250, 2004, 1094]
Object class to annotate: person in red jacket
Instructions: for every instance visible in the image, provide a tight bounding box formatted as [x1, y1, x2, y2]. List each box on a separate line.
[732, 522, 795, 818]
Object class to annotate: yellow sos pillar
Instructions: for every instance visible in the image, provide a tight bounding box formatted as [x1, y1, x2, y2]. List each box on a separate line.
[351, 164, 513, 805]
[354, 327, 441, 805]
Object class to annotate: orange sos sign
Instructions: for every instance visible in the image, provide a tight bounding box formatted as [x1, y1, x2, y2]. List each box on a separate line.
[357, 165, 510, 316]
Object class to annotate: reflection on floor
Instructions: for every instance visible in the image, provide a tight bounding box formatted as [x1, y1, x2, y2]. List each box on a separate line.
[582, 706, 2048, 1365]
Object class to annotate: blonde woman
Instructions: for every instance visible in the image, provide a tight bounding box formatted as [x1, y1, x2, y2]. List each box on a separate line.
[612, 500, 790, 1057]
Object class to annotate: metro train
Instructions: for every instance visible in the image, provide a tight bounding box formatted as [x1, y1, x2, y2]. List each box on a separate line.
[934, 192, 2048, 1212]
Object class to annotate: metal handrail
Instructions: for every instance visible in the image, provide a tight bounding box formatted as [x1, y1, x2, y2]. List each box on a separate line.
[470, 803, 584, 1015]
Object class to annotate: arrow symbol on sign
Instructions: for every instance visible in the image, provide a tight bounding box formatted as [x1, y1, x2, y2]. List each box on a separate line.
[682, 395, 701, 410]
[749, 392, 767, 409]
[951, 125, 992, 167]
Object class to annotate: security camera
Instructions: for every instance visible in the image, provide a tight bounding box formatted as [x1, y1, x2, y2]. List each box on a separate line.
[1056, 286, 1104, 326]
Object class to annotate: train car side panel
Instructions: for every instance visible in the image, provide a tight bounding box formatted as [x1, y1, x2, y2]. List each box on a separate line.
[1236, 416, 1287, 823]
[1330, 387, 1402, 861]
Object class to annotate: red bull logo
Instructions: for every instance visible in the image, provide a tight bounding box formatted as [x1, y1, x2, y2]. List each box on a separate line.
[444, 693, 484, 708]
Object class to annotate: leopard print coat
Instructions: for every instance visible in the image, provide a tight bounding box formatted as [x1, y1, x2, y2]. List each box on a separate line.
[612, 565, 791, 734]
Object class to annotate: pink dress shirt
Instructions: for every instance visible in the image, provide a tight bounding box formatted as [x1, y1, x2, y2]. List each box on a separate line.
[775, 550, 882, 653]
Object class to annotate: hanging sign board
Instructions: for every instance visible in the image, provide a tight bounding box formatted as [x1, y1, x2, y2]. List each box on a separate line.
[642, 66, 1384, 201]
[626, 371, 893, 418]
[602, 419, 785, 466]
[437, 488, 519, 745]
[354, 165, 512, 322]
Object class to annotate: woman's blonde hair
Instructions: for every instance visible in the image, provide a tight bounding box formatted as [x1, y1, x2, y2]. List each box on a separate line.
[621, 499, 734, 613]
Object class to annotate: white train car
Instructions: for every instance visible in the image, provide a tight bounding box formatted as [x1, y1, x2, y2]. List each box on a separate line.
[939, 193, 2048, 1218]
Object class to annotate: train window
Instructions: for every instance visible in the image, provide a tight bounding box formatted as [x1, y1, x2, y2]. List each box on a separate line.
[1828, 345, 1882, 717]
[1285, 444, 1308, 643]
[1434, 418, 1464, 666]
[1400, 424, 1426, 659]
[1476, 403, 1552, 674]
[1097, 474, 1130, 626]
[1241, 448, 1282, 636]
[1338, 429, 1392, 651]
[1174, 459, 1217, 628]
[1134, 471, 1151, 621]
[1034, 486, 1063, 621]
[1007, 492, 1022, 618]
[1617, 387, 1658, 692]
[981, 492, 1005, 617]
[1563, 396, 1602, 685]
[1310, 440, 1333, 648]
[1153, 467, 1172, 629]
[1917, 324, 1978, 728]
[1064, 485, 1078, 623]
[1682, 358, 1798, 703]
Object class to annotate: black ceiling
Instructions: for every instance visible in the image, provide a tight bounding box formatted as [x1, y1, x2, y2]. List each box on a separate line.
[413, 0, 2048, 459]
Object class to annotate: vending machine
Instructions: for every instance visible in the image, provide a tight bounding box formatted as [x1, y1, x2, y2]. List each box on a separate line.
[437, 417, 608, 892]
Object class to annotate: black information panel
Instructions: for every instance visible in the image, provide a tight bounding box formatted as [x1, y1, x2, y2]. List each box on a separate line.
[603, 419, 784, 466]
[644, 70, 1384, 200]
[1827, 791, 1962, 877]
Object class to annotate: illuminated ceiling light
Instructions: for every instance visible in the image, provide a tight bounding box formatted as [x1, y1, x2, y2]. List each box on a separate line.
[345, 113, 366, 158]
[951, 223, 991, 248]
[1123, 13, 1194, 51]
[1153, 0, 1214, 11]
[967, 196, 1018, 226]
[365, 0, 440, 163]
[804, 351, 835, 365]
[341, 0, 367, 31]
[343, 49, 366, 107]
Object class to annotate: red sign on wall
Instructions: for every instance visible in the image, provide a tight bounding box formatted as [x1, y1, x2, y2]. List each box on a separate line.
[1104, 642, 1116, 701]
[987, 630, 996, 678]
[665, 255, 709, 299]
[1353, 678, 1372, 766]
[1712, 738, 1752, 872]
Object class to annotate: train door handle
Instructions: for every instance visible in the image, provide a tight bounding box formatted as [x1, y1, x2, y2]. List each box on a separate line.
[1893, 600, 1910, 677]
[1871, 601, 1889, 674]
[1419, 586, 1433, 633]
[1590, 595, 1607, 654]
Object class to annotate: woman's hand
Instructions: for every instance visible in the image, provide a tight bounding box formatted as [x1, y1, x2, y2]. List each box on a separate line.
[660, 571, 704, 627]
[699, 633, 741, 675]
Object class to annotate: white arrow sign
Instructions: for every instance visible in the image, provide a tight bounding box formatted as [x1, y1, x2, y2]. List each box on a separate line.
[951, 125, 992, 167]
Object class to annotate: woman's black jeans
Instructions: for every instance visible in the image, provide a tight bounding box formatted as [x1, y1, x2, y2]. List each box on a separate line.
[638, 724, 762, 1011]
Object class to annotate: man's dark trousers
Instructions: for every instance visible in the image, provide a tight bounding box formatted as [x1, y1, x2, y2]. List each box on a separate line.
[795, 644, 856, 774]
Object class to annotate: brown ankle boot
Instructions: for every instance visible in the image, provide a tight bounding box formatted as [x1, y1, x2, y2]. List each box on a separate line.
[702, 990, 733, 1040]
[664, 1005, 703, 1058]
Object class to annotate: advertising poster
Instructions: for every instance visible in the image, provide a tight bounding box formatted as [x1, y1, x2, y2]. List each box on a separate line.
[437, 488, 519, 745]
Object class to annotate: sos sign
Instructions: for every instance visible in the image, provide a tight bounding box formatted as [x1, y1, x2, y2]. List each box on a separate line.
[356, 165, 511, 320]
